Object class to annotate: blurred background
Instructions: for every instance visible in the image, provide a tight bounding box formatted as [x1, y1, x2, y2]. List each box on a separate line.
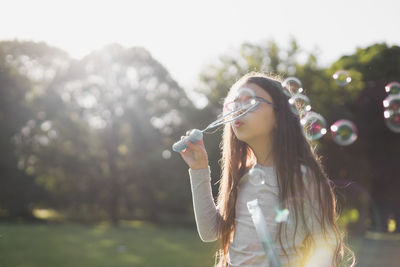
[0, 0, 400, 266]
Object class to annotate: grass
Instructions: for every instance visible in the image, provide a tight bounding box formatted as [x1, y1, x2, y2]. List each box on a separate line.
[0, 222, 216, 267]
[2, 221, 400, 267]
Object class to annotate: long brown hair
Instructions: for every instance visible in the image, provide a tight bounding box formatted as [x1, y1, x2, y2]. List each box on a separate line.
[215, 72, 355, 266]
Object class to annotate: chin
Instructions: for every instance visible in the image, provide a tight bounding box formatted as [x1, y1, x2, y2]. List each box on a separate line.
[234, 132, 250, 143]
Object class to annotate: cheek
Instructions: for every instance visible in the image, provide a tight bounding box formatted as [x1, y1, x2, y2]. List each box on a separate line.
[249, 110, 275, 129]
[255, 112, 275, 134]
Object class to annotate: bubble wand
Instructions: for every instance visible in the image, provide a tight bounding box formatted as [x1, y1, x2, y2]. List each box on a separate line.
[247, 199, 282, 267]
[172, 88, 273, 152]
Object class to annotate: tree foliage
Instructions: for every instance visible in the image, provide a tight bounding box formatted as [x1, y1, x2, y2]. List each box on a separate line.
[1, 39, 399, 232]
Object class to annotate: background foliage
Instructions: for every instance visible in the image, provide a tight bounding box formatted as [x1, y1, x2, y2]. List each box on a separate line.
[1, 40, 399, 234]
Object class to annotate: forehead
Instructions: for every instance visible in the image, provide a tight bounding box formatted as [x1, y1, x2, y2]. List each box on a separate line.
[230, 83, 273, 102]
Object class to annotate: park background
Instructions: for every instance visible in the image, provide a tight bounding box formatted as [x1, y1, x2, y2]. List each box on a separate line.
[1, 0, 400, 266]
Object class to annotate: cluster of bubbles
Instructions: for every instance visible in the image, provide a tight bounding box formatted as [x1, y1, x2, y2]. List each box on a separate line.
[281, 72, 358, 146]
[248, 167, 290, 223]
[165, 72, 399, 160]
[383, 82, 400, 133]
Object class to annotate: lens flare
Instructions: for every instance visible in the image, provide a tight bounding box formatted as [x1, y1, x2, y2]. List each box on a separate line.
[275, 207, 290, 223]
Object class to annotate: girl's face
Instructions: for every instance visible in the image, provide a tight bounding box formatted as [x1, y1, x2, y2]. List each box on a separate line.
[228, 83, 277, 143]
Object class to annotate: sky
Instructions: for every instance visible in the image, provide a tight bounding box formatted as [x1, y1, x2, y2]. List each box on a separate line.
[1, 0, 399, 91]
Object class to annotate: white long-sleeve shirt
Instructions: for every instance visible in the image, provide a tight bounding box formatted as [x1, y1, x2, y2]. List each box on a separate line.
[188, 164, 337, 267]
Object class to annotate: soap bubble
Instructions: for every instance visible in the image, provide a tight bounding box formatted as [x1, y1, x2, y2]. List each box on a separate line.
[383, 94, 400, 133]
[330, 119, 358, 146]
[288, 93, 311, 117]
[300, 111, 327, 141]
[333, 70, 352, 86]
[224, 87, 257, 113]
[162, 150, 171, 159]
[281, 87, 292, 98]
[249, 167, 265, 186]
[385, 82, 400, 95]
[282, 77, 303, 94]
[383, 94, 400, 110]
[383, 110, 400, 133]
[275, 207, 290, 223]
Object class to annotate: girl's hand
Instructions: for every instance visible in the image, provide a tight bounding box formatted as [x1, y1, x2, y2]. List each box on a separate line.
[179, 130, 209, 170]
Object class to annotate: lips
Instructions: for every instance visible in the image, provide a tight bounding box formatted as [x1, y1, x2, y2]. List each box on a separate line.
[233, 120, 243, 128]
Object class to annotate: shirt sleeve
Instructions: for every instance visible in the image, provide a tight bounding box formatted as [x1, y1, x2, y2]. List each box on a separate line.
[188, 166, 222, 242]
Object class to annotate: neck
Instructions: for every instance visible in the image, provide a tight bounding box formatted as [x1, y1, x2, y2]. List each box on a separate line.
[248, 135, 274, 167]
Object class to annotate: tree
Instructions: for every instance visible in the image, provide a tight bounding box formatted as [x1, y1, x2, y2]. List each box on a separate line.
[330, 43, 400, 232]
[3, 41, 197, 224]
[0, 41, 69, 219]
[195, 39, 400, 233]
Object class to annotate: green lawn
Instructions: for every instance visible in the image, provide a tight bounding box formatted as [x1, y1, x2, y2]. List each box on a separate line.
[2, 222, 400, 267]
[0, 222, 216, 267]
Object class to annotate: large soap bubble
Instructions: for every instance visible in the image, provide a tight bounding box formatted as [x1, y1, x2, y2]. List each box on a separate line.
[288, 93, 312, 117]
[330, 119, 358, 146]
[300, 111, 327, 141]
[249, 167, 266, 186]
[385, 81, 400, 95]
[224, 87, 257, 113]
[282, 77, 303, 94]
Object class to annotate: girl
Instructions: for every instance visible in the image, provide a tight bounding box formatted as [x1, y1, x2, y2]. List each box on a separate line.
[179, 72, 355, 267]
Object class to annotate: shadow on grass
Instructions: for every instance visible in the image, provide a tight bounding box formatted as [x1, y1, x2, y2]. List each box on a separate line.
[0, 220, 216, 267]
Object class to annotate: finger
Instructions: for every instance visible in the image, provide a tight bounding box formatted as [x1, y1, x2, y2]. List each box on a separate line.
[186, 130, 191, 136]
[187, 138, 204, 147]
[186, 140, 201, 151]
[195, 139, 204, 145]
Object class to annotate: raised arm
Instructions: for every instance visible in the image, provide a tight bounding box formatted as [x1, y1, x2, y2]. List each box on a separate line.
[189, 166, 222, 242]
[177, 134, 221, 242]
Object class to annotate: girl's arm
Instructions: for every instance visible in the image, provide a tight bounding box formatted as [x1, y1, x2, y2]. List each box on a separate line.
[189, 166, 222, 242]
[178, 135, 220, 242]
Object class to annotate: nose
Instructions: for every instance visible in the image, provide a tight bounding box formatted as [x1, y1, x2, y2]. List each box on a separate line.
[233, 107, 248, 119]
